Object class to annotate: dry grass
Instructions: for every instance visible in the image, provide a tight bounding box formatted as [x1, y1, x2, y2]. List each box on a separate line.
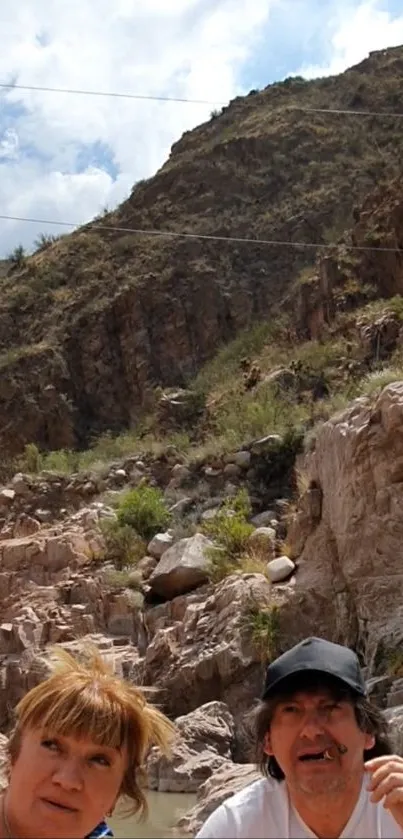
[235, 549, 269, 577]
[295, 466, 311, 497]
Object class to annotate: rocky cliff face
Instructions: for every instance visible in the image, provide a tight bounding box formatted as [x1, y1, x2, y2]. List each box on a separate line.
[0, 384, 403, 834]
[1, 47, 403, 453]
[294, 175, 403, 340]
[288, 381, 403, 668]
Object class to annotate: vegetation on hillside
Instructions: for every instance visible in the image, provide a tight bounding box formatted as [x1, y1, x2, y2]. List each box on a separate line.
[9, 280, 403, 483]
[202, 489, 257, 581]
[1, 48, 403, 458]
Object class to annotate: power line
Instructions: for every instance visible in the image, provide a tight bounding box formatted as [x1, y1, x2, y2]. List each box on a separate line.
[1, 82, 403, 119]
[0, 212, 401, 254]
[0, 82, 223, 106]
[295, 106, 403, 118]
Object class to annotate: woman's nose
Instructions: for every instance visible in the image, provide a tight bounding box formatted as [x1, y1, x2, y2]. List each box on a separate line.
[52, 759, 84, 790]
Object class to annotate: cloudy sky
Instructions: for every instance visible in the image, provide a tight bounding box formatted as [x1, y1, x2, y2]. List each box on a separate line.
[0, 0, 402, 257]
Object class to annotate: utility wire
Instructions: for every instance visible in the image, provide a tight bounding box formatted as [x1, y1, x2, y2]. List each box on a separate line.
[1, 82, 403, 119]
[0, 82, 223, 106]
[0, 213, 401, 254]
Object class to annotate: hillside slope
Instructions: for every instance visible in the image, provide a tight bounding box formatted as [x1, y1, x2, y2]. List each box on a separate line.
[1, 46, 403, 454]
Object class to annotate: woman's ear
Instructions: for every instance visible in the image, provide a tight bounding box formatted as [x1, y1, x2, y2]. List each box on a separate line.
[106, 799, 117, 817]
[263, 732, 273, 756]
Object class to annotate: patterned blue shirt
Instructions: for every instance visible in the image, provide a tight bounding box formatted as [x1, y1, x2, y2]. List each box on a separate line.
[87, 820, 114, 838]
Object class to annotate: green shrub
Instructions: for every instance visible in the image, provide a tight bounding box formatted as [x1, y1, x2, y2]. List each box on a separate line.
[116, 485, 171, 540]
[243, 601, 280, 662]
[17, 442, 42, 473]
[193, 320, 287, 394]
[100, 520, 146, 570]
[42, 449, 81, 474]
[104, 568, 133, 588]
[8, 244, 26, 269]
[103, 571, 144, 609]
[230, 486, 252, 518]
[123, 589, 144, 610]
[34, 233, 59, 252]
[359, 367, 403, 396]
[16, 442, 81, 475]
[202, 489, 254, 581]
[126, 569, 144, 590]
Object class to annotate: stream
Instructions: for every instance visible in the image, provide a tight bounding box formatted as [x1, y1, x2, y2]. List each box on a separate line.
[109, 790, 197, 838]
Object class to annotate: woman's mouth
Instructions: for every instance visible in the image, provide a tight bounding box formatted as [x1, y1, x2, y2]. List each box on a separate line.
[40, 798, 78, 813]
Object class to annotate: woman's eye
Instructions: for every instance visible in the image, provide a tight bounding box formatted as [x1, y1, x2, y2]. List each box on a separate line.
[90, 754, 111, 767]
[41, 739, 60, 752]
[283, 705, 299, 714]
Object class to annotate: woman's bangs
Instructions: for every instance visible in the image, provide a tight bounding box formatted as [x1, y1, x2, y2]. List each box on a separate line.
[21, 678, 130, 748]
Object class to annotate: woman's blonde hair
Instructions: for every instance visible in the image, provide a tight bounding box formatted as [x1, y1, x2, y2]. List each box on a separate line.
[8, 645, 176, 817]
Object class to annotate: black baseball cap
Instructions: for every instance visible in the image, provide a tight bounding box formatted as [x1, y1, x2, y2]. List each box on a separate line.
[262, 637, 367, 700]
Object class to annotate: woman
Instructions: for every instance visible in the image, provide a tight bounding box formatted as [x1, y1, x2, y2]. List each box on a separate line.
[0, 645, 175, 838]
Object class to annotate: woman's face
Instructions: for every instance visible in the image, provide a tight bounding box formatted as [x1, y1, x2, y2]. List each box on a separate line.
[6, 727, 128, 838]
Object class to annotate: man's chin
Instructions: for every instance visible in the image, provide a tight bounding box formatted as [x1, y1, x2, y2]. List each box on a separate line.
[291, 775, 347, 797]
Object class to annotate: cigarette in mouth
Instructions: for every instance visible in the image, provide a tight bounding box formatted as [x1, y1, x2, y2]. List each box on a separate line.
[324, 744, 348, 760]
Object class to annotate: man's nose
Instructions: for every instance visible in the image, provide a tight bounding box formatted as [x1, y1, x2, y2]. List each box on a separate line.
[52, 758, 84, 791]
[299, 708, 328, 738]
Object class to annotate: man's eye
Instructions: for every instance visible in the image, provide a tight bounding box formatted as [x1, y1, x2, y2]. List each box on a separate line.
[283, 705, 299, 714]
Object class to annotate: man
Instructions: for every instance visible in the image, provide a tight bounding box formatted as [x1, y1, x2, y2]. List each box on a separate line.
[196, 637, 403, 838]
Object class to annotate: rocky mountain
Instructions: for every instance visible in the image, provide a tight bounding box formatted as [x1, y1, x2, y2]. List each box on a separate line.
[1, 45, 403, 455]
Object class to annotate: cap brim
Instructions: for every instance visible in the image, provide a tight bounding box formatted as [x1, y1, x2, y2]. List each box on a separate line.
[262, 666, 366, 700]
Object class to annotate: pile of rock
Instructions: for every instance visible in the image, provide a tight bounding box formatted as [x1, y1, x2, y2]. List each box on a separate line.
[2, 383, 403, 837]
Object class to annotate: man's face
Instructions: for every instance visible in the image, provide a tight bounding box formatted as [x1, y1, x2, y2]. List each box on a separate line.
[264, 686, 375, 797]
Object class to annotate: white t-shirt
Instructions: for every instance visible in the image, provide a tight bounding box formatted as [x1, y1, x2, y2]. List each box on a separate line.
[195, 776, 403, 838]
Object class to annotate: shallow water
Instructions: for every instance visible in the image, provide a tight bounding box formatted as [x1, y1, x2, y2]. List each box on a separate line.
[110, 791, 197, 838]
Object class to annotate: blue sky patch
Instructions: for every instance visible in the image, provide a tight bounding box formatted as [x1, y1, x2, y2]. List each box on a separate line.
[75, 140, 119, 180]
[35, 29, 51, 47]
[240, 0, 343, 90]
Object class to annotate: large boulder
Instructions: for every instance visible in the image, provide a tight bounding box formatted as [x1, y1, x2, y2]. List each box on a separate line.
[148, 533, 214, 599]
[0, 489, 15, 508]
[248, 527, 276, 559]
[147, 701, 234, 792]
[176, 762, 260, 836]
[0, 531, 90, 580]
[267, 556, 295, 583]
[147, 532, 174, 559]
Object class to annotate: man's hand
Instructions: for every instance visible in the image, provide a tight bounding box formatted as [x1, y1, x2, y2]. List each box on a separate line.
[365, 755, 403, 828]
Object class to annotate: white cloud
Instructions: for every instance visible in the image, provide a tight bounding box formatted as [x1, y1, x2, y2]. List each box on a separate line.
[0, 129, 19, 160]
[2, 0, 402, 257]
[0, 0, 274, 255]
[298, 0, 403, 79]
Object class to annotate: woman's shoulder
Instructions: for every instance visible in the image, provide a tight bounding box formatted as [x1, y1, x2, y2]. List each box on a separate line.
[86, 820, 114, 838]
